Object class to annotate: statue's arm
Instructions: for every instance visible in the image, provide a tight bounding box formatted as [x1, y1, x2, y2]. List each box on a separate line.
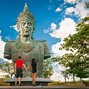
[43, 41, 51, 59]
[4, 42, 11, 59]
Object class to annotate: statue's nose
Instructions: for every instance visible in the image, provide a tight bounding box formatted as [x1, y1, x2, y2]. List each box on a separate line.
[25, 23, 29, 28]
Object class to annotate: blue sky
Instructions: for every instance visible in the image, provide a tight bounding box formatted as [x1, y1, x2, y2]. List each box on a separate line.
[0, 0, 79, 44]
[0, 0, 89, 81]
[0, 0, 61, 46]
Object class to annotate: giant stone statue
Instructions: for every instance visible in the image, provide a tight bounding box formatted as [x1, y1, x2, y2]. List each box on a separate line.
[4, 4, 50, 78]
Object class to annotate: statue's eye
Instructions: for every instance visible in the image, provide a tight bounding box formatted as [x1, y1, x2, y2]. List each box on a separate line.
[22, 22, 26, 26]
[27, 22, 31, 26]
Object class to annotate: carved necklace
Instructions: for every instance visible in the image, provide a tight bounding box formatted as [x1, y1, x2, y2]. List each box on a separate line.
[15, 39, 36, 53]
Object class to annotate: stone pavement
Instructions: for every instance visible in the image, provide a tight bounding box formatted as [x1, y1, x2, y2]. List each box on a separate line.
[6, 78, 52, 86]
[0, 86, 89, 89]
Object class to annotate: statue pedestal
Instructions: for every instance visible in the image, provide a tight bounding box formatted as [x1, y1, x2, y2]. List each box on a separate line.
[6, 78, 52, 86]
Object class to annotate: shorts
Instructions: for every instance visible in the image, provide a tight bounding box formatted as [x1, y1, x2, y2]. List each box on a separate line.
[32, 69, 36, 73]
[15, 68, 23, 78]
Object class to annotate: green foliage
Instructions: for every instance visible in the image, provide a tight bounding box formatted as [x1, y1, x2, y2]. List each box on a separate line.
[43, 59, 53, 78]
[0, 62, 14, 78]
[85, 2, 89, 8]
[62, 17, 89, 53]
[58, 17, 89, 80]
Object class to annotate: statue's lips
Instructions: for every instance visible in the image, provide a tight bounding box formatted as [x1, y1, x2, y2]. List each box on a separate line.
[24, 30, 29, 33]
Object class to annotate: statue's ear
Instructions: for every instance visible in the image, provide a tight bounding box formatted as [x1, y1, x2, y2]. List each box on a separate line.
[17, 29, 20, 32]
[18, 30, 20, 33]
[16, 24, 20, 32]
[33, 28, 35, 32]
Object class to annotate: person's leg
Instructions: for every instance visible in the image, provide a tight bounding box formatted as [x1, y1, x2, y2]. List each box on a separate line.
[32, 73, 34, 85]
[15, 78, 18, 86]
[33, 73, 36, 84]
[18, 69, 22, 85]
[18, 77, 21, 85]
[32, 73, 37, 86]
[15, 69, 18, 86]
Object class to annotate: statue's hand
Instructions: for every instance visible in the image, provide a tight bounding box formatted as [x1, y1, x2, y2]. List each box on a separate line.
[4, 54, 11, 59]
[44, 53, 51, 59]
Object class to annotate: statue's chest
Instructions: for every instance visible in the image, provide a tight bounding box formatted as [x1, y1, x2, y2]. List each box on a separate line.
[12, 42, 44, 54]
[20, 43, 35, 53]
[14, 42, 36, 53]
[10, 42, 44, 62]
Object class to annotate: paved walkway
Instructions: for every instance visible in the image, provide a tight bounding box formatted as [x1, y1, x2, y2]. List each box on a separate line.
[0, 86, 89, 89]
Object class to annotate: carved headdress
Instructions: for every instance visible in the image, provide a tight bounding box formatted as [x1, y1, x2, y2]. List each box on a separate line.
[17, 3, 35, 29]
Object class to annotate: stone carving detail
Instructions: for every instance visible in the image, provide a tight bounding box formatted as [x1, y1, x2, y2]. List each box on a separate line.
[4, 3, 50, 77]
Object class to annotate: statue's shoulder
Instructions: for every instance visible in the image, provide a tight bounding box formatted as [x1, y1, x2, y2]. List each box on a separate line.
[6, 40, 16, 45]
[5, 40, 16, 48]
[36, 40, 47, 46]
[36, 40, 46, 43]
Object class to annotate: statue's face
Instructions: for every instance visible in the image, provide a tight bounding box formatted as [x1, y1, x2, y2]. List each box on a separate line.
[20, 20, 33, 37]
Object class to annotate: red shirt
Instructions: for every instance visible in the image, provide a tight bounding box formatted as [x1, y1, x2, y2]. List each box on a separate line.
[15, 59, 24, 68]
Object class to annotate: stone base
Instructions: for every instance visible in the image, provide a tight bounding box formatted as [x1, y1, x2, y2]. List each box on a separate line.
[6, 78, 52, 86]
[0, 86, 88, 89]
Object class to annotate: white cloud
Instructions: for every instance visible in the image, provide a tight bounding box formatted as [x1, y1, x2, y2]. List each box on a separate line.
[49, 18, 76, 57]
[66, 7, 75, 15]
[50, 62, 64, 81]
[0, 30, 1, 34]
[50, 62, 80, 81]
[51, 38, 75, 57]
[58, 18, 76, 40]
[5, 35, 11, 41]
[55, 7, 61, 12]
[49, 18, 76, 40]
[75, 2, 89, 18]
[50, 23, 57, 30]
[48, 5, 54, 10]
[64, 0, 77, 4]
[10, 24, 18, 31]
[0, 31, 12, 62]
[44, 29, 50, 33]
[65, 2, 89, 19]
[0, 36, 5, 59]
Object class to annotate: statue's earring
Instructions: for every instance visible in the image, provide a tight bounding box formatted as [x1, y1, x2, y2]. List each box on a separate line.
[18, 31, 20, 37]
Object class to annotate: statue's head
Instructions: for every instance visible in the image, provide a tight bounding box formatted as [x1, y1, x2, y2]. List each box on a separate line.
[17, 3, 35, 38]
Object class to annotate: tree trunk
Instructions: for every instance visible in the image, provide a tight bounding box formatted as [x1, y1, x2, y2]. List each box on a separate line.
[73, 74, 76, 83]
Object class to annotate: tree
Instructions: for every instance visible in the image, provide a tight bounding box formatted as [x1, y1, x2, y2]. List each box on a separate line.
[0, 62, 14, 79]
[61, 17, 89, 79]
[43, 59, 53, 78]
[53, 54, 72, 83]
[85, 1, 89, 8]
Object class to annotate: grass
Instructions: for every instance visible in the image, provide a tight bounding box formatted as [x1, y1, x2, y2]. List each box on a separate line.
[48, 81, 86, 87]
[0, 78, 10, 86]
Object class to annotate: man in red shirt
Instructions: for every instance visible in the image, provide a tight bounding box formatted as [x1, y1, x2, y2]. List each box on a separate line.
[15, 56, 27, 86]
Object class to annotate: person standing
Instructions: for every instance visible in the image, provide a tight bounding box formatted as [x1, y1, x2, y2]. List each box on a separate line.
[15, 56, 27, 86]
[28, 58, 38, 86]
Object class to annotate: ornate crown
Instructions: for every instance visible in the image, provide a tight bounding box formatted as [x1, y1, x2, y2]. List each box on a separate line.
[17, 3, 35, 29]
